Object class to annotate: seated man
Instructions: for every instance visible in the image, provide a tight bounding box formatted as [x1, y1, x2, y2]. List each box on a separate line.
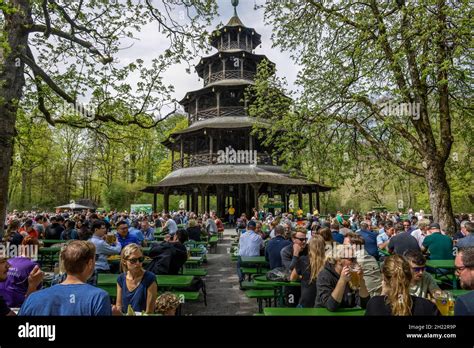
[455, 246, 474, 315]
[0, 257, 15, 316]
[422, 223, 453, 260]
[315, 244, 370, 311]
[388, 222, 420, 256]
[265, 225, 292, 269]
[237, 221, 263, 283]
[343, 232, 382, 297]
[456, 222, 474, 249]
[403, 250, 441, 299]
[19, 240, 116, 316]
[115, 220, 140, 248]
[147, 229, 189, 275]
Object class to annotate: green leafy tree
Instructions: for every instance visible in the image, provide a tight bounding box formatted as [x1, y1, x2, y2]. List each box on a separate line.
[0, 0, 217, 235]
[250, 0, 473, 233]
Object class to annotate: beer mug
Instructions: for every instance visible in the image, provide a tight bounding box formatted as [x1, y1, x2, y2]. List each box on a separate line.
[349, 264, 360, 289]
[106, 232, 116, 244]
[435, 291, 449, 316]
[447, 293, 455, 316]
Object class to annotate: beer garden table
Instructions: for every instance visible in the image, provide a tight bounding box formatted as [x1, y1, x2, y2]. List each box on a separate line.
[40, 239, 64, 246]
[38, 247, 61, 269]
[97, 273, 194, 288]
[240, 256, 268, 274]
[426, 259, 457, 289]
[253, 275, 301, 306]
[263, 307, 366, 316]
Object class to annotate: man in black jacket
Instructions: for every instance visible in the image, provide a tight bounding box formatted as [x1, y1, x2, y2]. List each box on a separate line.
[147, 229, 188, 275]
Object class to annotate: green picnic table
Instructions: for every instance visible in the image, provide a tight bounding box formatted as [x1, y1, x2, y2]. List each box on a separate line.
[426, 259, 457, 289]
[254, 275, 301, 306]
[240, 256, 269, 274]
[449, 289, 470, 298]
[97, 273, 194, 288]
[264, 307, 366, 316]
[38, 247, 61, 270]
[41, 239, 64, 246]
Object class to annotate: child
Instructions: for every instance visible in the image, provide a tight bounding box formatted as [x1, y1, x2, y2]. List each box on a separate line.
[155, 292, 180, 316]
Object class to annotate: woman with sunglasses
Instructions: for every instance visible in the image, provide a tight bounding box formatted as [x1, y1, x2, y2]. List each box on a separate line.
[404, 250, 441, 300]
[116, 244, 157, 314]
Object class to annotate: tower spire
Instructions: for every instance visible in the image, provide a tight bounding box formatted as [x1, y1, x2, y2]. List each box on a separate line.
[231, 0, 239, 17]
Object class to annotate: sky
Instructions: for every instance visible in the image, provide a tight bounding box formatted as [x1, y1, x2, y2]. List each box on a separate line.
[115, 0, 301, 115]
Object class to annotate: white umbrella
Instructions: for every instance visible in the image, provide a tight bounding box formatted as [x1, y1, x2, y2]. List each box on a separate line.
[55, 200, 92, 210]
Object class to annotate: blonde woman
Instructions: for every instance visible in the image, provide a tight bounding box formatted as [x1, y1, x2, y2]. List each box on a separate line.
[315, 244, 370, 311]
[365, 255, 439, 316]
[290, 235, 326, 307]
[116, 243, 157, 314]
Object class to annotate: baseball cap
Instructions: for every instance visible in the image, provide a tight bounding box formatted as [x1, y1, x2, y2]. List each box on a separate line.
[429, 223, 441, 230]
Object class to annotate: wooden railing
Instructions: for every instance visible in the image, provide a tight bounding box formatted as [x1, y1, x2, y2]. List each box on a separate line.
[218, 42, 249, 51]
[192, 106, 245, 122]
[203, 70, 254, 86]
[171, 152, 274, 170]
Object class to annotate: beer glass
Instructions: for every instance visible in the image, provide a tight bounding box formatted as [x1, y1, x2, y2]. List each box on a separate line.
[435, 291, 449, 316]
[349, 264, 360, 289]
[106, 232, 116, 244]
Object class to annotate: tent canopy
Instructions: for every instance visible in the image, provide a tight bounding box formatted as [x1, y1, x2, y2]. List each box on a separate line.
[55, 201, 93, 210]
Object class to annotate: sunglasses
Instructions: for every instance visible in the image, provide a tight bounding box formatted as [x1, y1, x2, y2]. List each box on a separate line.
[127, 257, 144, 264]
[342, 257, 357, 262]
[295, 237, 307, 242]
[412, 266, 425, 273]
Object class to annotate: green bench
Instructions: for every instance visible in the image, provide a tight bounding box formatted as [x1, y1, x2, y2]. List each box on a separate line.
[161, 291, 200, 302]
[182, 268, 207, 277]
[245, 290, 276, 313]
[240, 281, 273, 290]
[240, 267, 269, 281]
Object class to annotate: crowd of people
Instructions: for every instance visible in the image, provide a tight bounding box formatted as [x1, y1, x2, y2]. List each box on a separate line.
[0, 208, 225, 316]
[0, 207, 473, 316]
[235, 209, 474, 316]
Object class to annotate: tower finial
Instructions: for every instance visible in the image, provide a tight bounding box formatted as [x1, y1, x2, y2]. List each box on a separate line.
[231, 0, 239, 17]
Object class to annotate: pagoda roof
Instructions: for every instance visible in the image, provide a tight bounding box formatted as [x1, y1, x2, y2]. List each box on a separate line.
[179, 82, 252, 105]
[162, 116, 272, 146]
[140, 165, 332, 193]
[227, 15, 244, 27]
[195, 52, 273, 73]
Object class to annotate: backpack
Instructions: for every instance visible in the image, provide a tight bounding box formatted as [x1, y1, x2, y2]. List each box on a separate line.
[266, 267, 291, 282]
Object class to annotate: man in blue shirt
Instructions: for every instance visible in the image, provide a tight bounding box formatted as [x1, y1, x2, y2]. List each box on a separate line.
[330, 223, 344, 244]
[456, 222, 474, 249]
[237, 221, 263, 283]
[19, 240, 118, 316]
[454, 246, 474, 315]
[357, 222, 379, 259]
[116, 220, 139, 248]
[89, 220, 121, 274]
[265, 225, 291, 269]
[140, 220, 155, 242]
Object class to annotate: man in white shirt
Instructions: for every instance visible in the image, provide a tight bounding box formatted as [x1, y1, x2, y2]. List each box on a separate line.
[410, 219, 430, 249]
[237, 221, 263, 283]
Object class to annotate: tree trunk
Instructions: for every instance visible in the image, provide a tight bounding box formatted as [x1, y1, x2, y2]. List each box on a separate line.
[425, 163, 456, 235]
[20, 170, 27, 209]
[0, 0, 31, 237]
